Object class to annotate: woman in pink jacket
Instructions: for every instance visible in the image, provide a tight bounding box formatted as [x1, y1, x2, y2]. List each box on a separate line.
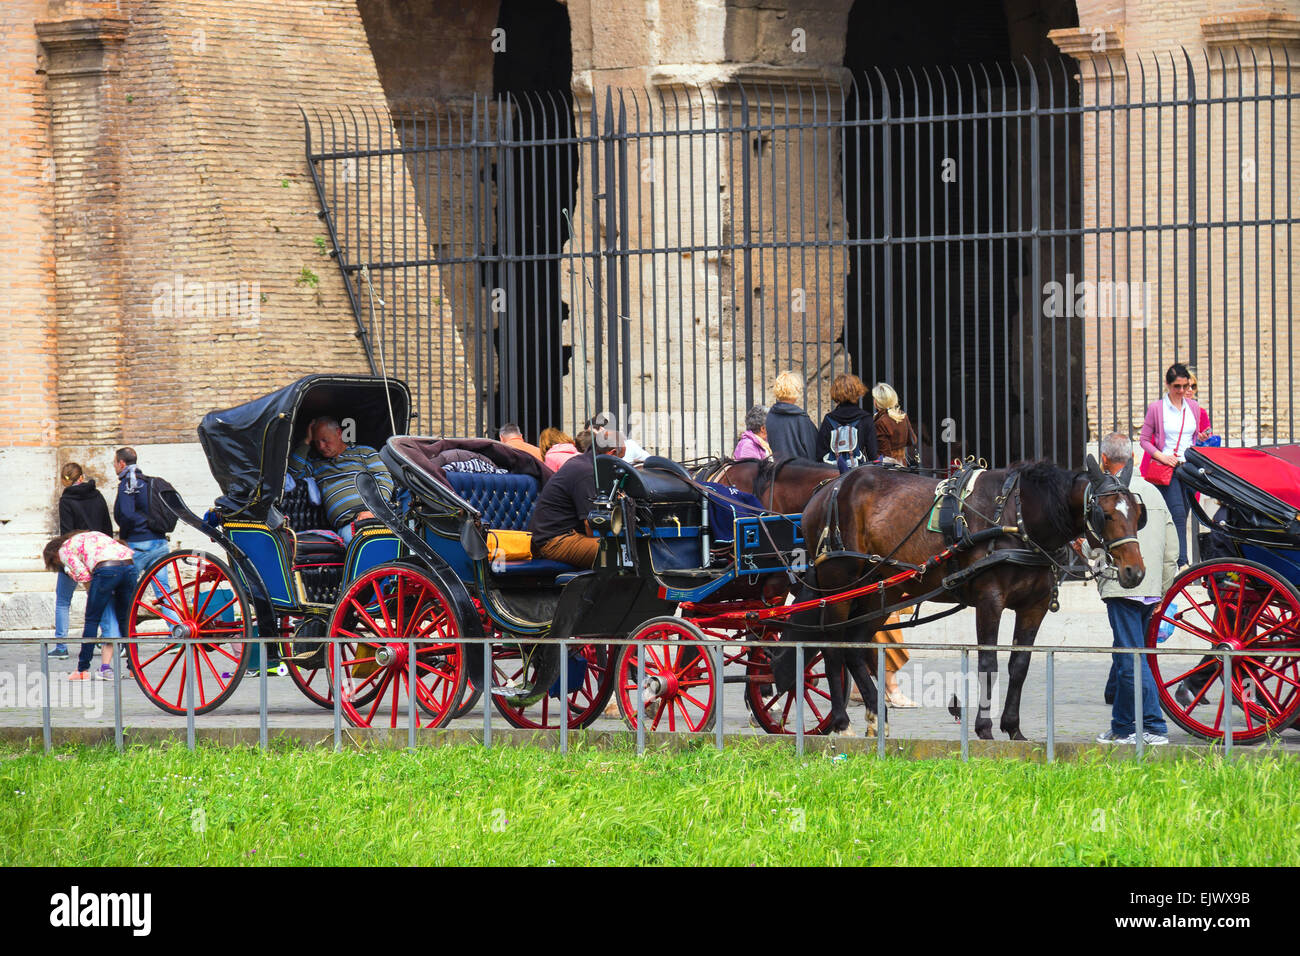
[1138, 362, 1208, 566]
[732, 405, 772, 460]
[539, 427, 580, 472]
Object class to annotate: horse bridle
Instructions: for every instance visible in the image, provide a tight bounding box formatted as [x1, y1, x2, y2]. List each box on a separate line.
[1083, 471, 1146, 554]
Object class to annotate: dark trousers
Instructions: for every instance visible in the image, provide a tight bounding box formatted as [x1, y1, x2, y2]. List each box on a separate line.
[77, 563, 137, 672]
[1158, 474, 1191, 566]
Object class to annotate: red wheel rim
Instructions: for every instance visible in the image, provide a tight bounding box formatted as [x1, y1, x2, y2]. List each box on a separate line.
[744, 644, 836, 735]
[126, 551, 249, 715]
[616, 620, 716, 733]
[327, 565, 466, 729]
[1148, 561, 1300, 743]
[493, 643, 614, 729]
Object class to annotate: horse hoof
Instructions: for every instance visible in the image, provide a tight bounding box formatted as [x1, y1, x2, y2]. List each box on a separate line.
[834, 727, 858, 738]
[1007, 730, 1028, 742]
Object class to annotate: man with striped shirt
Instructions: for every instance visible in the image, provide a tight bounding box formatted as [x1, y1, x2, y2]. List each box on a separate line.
[288, 416, 395, 543]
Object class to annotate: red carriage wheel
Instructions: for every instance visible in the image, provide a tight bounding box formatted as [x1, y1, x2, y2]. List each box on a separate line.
[615, 617, 716, 733]
[125, 550, 252, 716]
[492, 642, 615, 729]
[326, 564, 468, 729]
[744, 643, 837, 735]
[1147, 559, 1300, 744]
[282, 617, 381, 711]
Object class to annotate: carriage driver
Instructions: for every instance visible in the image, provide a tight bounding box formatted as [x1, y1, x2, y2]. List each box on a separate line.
[288, 416, 395, 544]
[527, 428, 626, 569]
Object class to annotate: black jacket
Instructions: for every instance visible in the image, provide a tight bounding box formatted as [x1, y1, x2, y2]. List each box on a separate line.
[59, 480, 114, 536]
[114, 469, 154, 542]
[816, 402, 879, 464]
[765, 402, 820, 461]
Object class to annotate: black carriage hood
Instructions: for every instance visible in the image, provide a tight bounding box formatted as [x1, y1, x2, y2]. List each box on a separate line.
[197, 374, 411, 521]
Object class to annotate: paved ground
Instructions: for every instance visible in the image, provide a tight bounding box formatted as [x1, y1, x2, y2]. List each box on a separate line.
[3, 583, 1297, 750]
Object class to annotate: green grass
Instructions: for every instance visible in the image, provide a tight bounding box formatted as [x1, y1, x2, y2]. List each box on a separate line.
[2, 742, 1297, 866]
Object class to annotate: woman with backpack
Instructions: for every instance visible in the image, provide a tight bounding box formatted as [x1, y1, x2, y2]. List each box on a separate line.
[816, 373, 878, 472]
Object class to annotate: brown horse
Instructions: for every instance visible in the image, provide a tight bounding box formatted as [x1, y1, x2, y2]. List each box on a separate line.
[792, 457, 1147, 738]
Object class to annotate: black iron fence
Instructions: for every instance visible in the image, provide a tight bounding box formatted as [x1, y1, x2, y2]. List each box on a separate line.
[304, 48, 1297, 466]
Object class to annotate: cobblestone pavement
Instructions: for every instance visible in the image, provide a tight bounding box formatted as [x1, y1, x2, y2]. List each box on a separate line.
[3, 586, 1297, 751]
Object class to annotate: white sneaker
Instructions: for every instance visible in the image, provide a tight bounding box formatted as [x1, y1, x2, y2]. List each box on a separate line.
[1096, 729, 1134, 744]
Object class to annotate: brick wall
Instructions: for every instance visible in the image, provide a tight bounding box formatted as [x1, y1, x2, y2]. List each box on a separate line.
[0, 0, 57, 449]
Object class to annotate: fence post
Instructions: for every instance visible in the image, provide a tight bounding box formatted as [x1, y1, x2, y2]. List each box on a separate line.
[41, 642, 51, 755]
[113, 642, 123, 753]
[795, 644, 805, 758]
[636, 641, 645, 755]
[1045, 649, 1055, 763]
[186, 640, 196, 751]
[482, 638, 492, 749]
[1222, 651, 1233, 758]
[876, 644, 886, 758]
[408, 637, 416, 752]
[714, 641, 724, 752]
[960, 648, 969, 762]
[332, 640, 342, 753]
[1134, 645, 1144, 759]
[559, 638, 569, 755]
[259, 636, 268, 751]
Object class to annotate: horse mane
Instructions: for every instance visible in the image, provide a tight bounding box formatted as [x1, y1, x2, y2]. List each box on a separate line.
[1012, 460, 1080, 543]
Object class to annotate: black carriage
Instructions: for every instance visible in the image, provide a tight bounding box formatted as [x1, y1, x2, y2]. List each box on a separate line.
[125, 375, 411, 715]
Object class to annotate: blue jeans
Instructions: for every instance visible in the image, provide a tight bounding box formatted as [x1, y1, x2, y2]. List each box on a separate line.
[77, 563, 137, 672]
[1106, 598, 1167, 737]
[1157, 474, 1190, 566]
[129, 538, 170, 598]
[54, 570, 118, 642]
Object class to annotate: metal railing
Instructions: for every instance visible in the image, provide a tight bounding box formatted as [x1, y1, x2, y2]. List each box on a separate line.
[305, 48, 1298, 466]
[11, 634, 1299, 761]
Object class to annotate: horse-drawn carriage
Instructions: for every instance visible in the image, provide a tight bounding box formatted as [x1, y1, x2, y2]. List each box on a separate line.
[1146, 443, 1300, 743]
[126, 373, 1156, 742]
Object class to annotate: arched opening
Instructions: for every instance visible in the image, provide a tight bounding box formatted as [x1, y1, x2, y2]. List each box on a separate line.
[841, 0, 1080, 466]
[489, 0, 578, 441]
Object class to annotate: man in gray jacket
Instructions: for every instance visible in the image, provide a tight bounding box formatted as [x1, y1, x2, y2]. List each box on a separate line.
[1077, 432, 1181, 745]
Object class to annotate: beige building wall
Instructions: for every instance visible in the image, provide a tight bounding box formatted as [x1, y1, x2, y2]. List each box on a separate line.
[1054, 0, 1300, 446]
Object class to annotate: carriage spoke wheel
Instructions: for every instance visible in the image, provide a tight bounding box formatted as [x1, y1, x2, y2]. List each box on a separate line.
[126, 550, 251, 716]
[281, 618, 383, 711]
[1147, 559, 1300, 744]
[326, 564, 468, 729]
[492, 643, 615, 729]
[615, 618, 716, 733]
[744, 643, 836, 735]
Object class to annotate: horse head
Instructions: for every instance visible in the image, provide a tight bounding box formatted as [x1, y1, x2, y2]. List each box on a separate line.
[1083, 454, 1146, 589]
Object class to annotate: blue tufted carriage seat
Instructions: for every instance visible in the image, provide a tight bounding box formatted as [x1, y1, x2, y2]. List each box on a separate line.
[384, 436, 582, 582]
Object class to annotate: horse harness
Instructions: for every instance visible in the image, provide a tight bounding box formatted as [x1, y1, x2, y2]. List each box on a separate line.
[809, 459, 1139, 616]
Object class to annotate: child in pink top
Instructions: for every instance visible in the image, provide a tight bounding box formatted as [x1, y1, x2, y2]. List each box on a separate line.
[43, 532, 137, 679]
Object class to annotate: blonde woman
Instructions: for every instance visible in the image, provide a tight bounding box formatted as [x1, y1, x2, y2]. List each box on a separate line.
[872, 382, 917, 465]
[765, 371, 819, 460]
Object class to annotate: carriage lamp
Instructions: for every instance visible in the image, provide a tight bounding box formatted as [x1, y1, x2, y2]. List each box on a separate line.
[587, 498, 624, 536]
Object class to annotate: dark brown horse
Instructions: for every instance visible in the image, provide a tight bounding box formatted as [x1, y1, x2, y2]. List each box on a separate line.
[792, 457, 1147, 738]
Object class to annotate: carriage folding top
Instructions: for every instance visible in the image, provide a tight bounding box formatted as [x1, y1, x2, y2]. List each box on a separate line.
[197, 374, 411, 523]
[1179, 444, 1300, 545]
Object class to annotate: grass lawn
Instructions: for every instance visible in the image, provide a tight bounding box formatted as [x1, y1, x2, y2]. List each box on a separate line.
[2, 741, 1297, 866]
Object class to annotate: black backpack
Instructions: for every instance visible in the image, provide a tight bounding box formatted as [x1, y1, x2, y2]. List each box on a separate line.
[145, 475, 180, 536]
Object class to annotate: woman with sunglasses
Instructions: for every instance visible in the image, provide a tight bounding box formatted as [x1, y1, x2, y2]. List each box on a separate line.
[1139, 362, 1205, 566]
